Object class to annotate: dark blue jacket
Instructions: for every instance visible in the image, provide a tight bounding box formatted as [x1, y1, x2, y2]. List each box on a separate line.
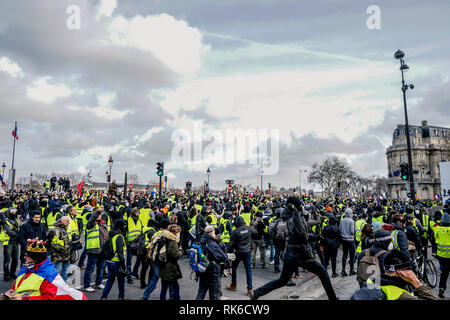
[391, 223, 409, 257]
[200, 234, 228, 274]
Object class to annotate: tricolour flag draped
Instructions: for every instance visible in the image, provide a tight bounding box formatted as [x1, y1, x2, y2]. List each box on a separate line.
[53, 274, 87, 300]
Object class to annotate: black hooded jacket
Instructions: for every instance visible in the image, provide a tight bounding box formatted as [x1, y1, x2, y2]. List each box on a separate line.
[281, 204, 315, 264]
[18, 217, 47, 248]
[227, 216, 257, 255]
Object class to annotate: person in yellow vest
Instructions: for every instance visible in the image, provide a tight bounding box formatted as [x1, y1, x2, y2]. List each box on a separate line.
[2, 239, 59, 300]
[48, 216, 71, 283]
[355, 213, 368, 249]
[138, 219, 159, 289]
[350, 250, 436, 300]
[188, 207, 198, 244]
[239, 205, 252, 227]
[1, 208, 21, 281]
[83, 210, 108, 292]
[432, 212, 450, 299]
[219, 211, 233, 246]
[46, 206, 62, 231]
[139, 203, 153, 230]
[126, 208, 143, 284]
[101, 219, 128, 300]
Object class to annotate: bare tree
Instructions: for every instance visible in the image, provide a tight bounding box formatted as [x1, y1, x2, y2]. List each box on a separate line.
[309, 156, 352, 197]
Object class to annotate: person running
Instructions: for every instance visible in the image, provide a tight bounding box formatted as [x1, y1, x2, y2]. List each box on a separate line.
[250, 197, 337, 301]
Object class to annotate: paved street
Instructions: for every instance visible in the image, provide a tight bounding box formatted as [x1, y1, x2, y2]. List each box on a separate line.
[1, 245, 447, 300]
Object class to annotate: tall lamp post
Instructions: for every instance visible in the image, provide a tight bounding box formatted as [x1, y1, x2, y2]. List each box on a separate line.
[394, 49, 416, 203]
[30, 173, 33, 189]
[206, 168, 210, 192]
[108, 156, 113, 186]
[299, 169, 307, 194]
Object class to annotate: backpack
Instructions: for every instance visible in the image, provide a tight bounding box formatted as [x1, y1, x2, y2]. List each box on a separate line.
[268, 218, 279, 239]
[276, 220, 287, 240]
[129, 233, 146, 256]
[150, 236, 168, 267]
[357, 249, 387, 287]
[100, 236, 115, 261]
[188, 243, 210, 274]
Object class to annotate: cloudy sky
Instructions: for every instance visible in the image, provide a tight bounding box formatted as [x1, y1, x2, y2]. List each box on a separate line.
[0, 0, 449, 190]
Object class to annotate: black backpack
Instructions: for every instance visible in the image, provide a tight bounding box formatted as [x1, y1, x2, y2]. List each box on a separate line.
[100, 237, 115, 260]
[129, 233, 145, 256]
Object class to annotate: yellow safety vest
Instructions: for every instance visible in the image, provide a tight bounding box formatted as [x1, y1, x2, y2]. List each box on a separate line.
[380, 285, 412, 300]
[40, 207, 47, 224]
[86, 224, 100, 250]
[14, 273, 46, 298]
[421, 215, 430, 239]
[126, 217, 142, 243]
[46, 212, 60, 230]
[219, 218, 231, 243]
[373, 215, 384, 224]
[111, 234, 127, 262]
[207, 214, 218, 228]
[67, 215, 79, 240]
[139, 208, 152, 229]
[189, 215, 198, 235]
[1, 218, 20, 245]
[355, 219, 367, 242]
[434, 226, 450, 258]
[142, 227, 156, 247]
[240, 212, 252, 226]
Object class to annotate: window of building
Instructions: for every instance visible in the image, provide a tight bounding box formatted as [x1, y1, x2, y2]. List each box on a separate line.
[443, 130, 447, 137]
[400, 154, 405, 162]
[421, 168, 425, 178]
[434, 129, 439, 137]
[420, 153, 424, 161]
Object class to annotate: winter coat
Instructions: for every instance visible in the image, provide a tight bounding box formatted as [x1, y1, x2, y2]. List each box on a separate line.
[85, 211, 108, 255]
[405, 224, 423, 252]
[250, 217, 265, 241]
[339, 209, 355, 242]
[158, 230, 183, 281]
[391, 223, 410, 257]
[48, 220, 71, 263]
[322, 223, 341, 250]
[175, 210, 190, 232]
[1, 212, 20, 244]
[227, 216, 257, 255]
[281, 204, 315, 264]
[18, 218, 47, 249]
[108, 229, 126, 268]
[195, 206, 208, 242]
[200, 234, 228, 275]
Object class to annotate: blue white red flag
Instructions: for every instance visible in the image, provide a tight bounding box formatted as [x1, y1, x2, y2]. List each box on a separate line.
[11, 123, 18, 140]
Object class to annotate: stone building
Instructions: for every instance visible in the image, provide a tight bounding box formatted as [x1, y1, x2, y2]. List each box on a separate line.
[386, 120, 450, 199]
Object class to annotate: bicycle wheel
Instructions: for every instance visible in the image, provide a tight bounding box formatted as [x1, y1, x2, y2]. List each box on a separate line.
[423, 259, 437, 289]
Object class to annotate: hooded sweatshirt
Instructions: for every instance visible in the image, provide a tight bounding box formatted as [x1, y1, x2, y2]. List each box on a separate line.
[339, 208, 355, 242]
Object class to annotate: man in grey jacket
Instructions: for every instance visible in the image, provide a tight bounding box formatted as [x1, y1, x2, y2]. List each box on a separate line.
[339, 208, 356, 276]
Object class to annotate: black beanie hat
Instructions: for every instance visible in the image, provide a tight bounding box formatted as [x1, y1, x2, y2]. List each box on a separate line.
[286, 196, 302, 211]
[160, 218, 170, 229]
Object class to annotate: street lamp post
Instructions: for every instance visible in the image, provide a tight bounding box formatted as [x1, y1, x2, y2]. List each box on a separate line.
[206, 168, 210, 192]
[30, 173, 33, 189]
[395, 49, 416, 203]
[108, 156, 113, 187]
[299, 169, 307, 194]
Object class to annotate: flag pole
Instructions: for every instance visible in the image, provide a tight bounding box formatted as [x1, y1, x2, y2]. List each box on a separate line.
[11, 121, 17, 191]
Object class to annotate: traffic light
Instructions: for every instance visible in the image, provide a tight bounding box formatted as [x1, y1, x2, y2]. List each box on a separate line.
[400, 163, 409, 181]
[156, 162, 164, 176]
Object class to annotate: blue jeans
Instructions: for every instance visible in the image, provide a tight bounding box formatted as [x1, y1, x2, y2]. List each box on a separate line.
[101, 261, 125, 299]
[126, 247, 141, 280]
[231, 252, 252, 289]
[83, 254, 106, 289]
[265, 238, 275, 262]
[54, 261, 70, 282]
[160, 280, 180, 300]
[142, 264, 160, 299]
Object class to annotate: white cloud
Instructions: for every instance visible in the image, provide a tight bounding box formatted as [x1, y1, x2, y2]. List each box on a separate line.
[106, 13, 210, 75]
[96, 0, 118, 19]
[26, 76, 72, 103]
[135, 126, 164, 143]
[0, 56, 24, 78]
[91, 92, 130, 120]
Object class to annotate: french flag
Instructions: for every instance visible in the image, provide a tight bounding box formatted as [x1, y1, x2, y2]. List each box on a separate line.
[12, 123, 18, 140]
